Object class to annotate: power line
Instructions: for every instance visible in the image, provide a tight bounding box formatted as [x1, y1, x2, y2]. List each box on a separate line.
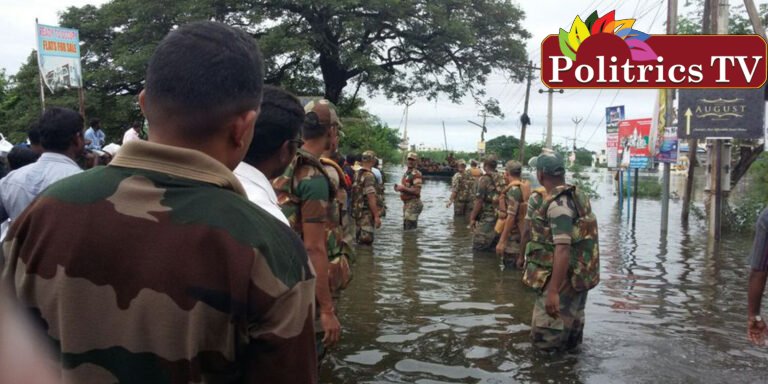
[583, 89, 622, 147]
[576, 89, 603, 137]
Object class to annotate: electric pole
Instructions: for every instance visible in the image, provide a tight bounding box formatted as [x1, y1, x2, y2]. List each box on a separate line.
[519, 61, 539, 164]
[661, 0, 677, 235]
[570, 116, 583, 166]
[539, 88, 564, 148]
[401, 100, 415, 165]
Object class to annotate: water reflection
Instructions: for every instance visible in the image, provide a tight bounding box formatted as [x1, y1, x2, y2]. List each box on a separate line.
[321, 167, 768, 383]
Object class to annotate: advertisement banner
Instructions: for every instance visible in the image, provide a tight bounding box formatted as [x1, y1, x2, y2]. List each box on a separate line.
[656, 125, 679, 164]
[37, 23, 82, 92]
[618, 118, 652, 169]
[605, 105, 624, 168]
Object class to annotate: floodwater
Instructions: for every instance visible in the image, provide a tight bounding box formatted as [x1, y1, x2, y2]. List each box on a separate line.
[320, 167, 768, 383]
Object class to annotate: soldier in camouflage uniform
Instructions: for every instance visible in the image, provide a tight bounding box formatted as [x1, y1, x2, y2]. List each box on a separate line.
[496, 160, 531, 269]
[318, 105, 354, 296]
[352, 150, 382, 244]
[273, 99, 342, 358]
[447, 159, 472, 216]
[469, 157, 506, 251]
[396, 152, 423, 230]
[523, 150, 600, 352]
[1, 22, 318, 383]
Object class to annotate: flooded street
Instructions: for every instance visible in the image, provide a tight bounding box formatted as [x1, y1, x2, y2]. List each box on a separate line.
[321, 167, 768, 383]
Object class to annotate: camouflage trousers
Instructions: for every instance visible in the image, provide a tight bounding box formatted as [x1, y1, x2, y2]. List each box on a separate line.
[355, 212, 375, 245]
[472, 216, 499, 251]
[501, 235, 521, 269]
[403, 199, 423, 229]
[530, 281, 588, 352]
[454, 200, 470, 216]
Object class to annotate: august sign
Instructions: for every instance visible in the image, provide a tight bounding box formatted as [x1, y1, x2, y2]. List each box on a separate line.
[540, 10, 767, 89]
[678, 88, 766, 139]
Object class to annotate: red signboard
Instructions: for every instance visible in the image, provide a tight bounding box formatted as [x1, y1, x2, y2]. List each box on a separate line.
[541, 34, 767, 89]
[618, 118, 652, 157]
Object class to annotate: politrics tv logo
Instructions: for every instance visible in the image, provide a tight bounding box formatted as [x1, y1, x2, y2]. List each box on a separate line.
[540, 10, 768, 89]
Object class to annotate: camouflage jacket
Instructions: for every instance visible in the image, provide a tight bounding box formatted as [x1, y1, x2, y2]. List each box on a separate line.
[475, 172, 506, 219]
[502, 180, 531, 236]
[400, 168, 422, 201]
[522, 184, 600, 292]
[321, 158, 354, 260]
[273, 149, 334, 237]
[0, 140, 317, 383]
[451, 170, 473, 202]
[352, 168, 378, 219]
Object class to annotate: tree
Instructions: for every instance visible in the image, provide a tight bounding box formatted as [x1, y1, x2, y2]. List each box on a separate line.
[338, 110, 401, 163]
[56, 0, 530, 105]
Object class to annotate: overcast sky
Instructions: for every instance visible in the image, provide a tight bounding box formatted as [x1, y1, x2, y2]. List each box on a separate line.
[0, 0, 764, 151]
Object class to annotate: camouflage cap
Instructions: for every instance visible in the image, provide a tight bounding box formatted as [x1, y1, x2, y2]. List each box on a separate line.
[505, 160, 522, 173]
[304, 99, 342, 130]
[407, 152, 419, 160]
[529, 150, 565, 176]
[456, 159, 466, 166]
[362, 150, 377, 161]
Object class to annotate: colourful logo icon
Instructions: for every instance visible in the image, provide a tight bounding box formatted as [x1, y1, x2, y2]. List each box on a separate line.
[558, 10, 658, 62]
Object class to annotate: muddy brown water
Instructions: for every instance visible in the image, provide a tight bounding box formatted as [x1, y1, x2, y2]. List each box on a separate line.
[320, 168, 768, 383]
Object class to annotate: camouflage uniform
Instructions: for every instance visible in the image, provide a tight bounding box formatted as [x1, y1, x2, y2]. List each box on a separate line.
[523, 184, 600, 352]
[321, 158, 355, 294]
[472, 172, 506, 251]
[1, 140, 318, 383]
[273, 149, 348, 361]
[499, 180, 529, 267]
[400, 167, 423, 229]
[352, 168, 379, 244]
[450, 169, 473, 216]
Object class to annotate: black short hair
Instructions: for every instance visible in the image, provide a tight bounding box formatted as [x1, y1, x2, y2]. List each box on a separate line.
[302, 111, 331, 140]
[484, 159, 498, 169]
[7, 147, 40, 170]
[38, 107, 84, 152]
[143, 21, 264, 139]
[89, 118, 100, 128]
[244, 85, 303, 164]
[27, 122, 41, 145]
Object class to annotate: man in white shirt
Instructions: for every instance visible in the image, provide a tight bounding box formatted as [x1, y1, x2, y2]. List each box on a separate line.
[234, 85, 304, 225]
[0, 107, 84, 223]
[122, 121, 142, 144]
[84, 118, 105, 151]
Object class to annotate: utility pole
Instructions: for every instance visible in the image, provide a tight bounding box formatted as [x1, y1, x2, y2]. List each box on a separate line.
[468, 109, 492, 154]
[539, 88, 564, 148]
[401, 100, 415, 165]
[661, 0, 677, 235]
[442, 120, 448, 151]
[711, 0, 728, 240]
[570, 116, 583, 166]
[682, 0, 712, 224]
[519, 61, 539, 163]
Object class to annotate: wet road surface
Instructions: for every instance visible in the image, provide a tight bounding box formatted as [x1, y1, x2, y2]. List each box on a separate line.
[320, 168, 768, 383]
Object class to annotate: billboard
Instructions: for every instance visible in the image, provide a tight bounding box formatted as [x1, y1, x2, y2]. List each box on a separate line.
[656, 126, 679, 164]
[618, 118, 652, 169]
[605, 105, 624, 168]
[678, 87, 766, 139]
[37, 23, 82, 92]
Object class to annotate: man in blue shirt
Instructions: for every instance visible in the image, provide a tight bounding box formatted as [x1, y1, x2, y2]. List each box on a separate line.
[84, 118, 105, 151]
[748, 208, 768, 345]
[0, 107, 84, 223]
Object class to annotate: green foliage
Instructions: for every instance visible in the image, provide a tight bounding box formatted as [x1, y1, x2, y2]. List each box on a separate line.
[56, 0, 530, 105]
[574, 148, 594, 167]
[339, 111, 401, 164]
[725, 152, 768, 233]
[617, 178, 662, 199]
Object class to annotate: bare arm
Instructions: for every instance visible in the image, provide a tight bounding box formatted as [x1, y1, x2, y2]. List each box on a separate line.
[545, 244, 571, 318]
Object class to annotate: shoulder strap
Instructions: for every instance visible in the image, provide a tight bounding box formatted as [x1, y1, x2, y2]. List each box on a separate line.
[297, 151, 336, 198]
[320, 157, 347, 188]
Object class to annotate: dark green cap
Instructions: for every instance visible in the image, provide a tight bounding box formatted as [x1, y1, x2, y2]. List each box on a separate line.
[529, 150, 565, 176]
